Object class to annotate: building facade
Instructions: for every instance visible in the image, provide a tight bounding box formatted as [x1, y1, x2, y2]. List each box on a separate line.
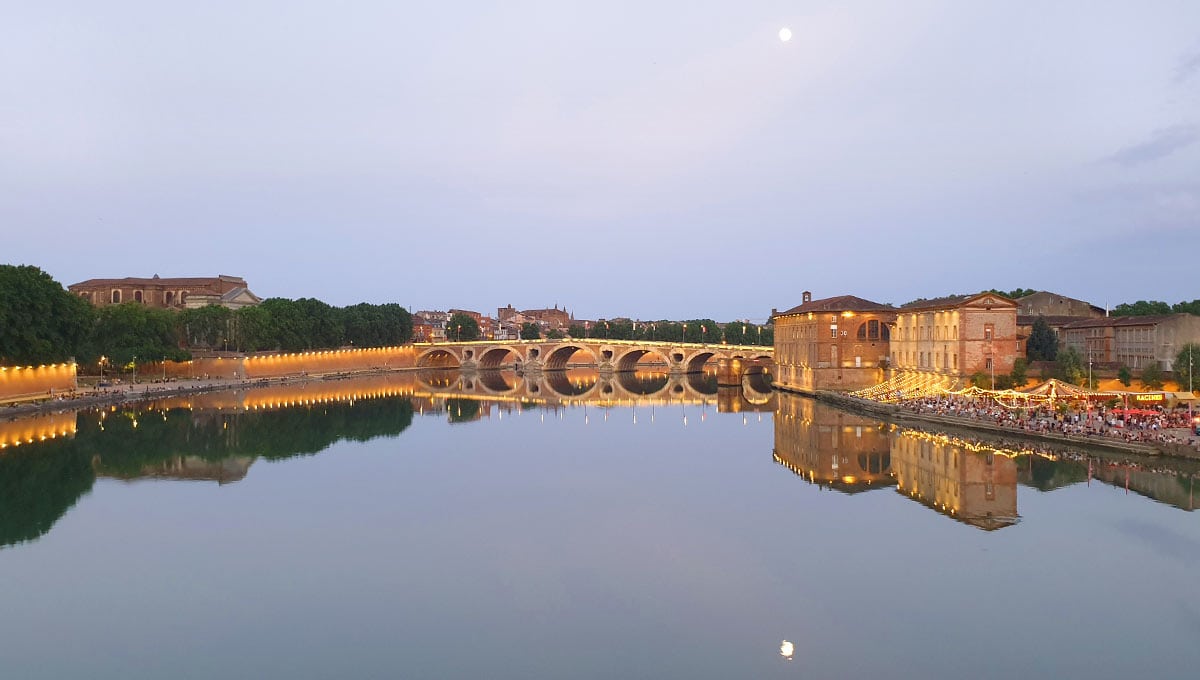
[1015, 291, 1105, 318]
[1014, 290, 1106, 357]
[69, 275, 258, 310]
[1060, 313, 1200, 371]
[772, 292, 896, 392]
[890, 293, 1018, 381]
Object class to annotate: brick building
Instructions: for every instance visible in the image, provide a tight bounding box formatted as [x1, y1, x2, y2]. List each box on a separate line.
[890, 293, 1018, 382]
[69, 274, 259, 310]
[772, 292, 896, 392]
[1060, 313, 1200, 371]
[1014, 291, 1106, 356]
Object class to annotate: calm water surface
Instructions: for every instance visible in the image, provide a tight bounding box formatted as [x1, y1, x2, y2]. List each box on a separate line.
[1, 370, 1198, 679]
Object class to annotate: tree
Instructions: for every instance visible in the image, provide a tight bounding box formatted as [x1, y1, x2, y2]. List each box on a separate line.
[0, 264, 93, 365]
[683, 319, 720, 343]
[179, 304, 233, 349]
[520, 322, 541, 340]
[971, 371, 991, 388]
[1055, 346, 1085, 385]
[1111, 300, 1172, 316]
[1173, 343, 1200, 393]
[1172, 299, 1200, 316]
[1026, 317, 1058, 362]
[1117, 365, 1133, 387]
[447, 312, 480, 341]
[233, 305, 275, 351]
[90, 303, 189, 367]
[1009, 358, 1028, 388]
[567, 323, 587, 339]
[1141, 362, 1165, 391]
[987, 288, 1037, 300]
[545, 328, 565, 339]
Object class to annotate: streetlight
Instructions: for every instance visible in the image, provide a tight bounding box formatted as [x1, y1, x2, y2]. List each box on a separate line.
[683, 323, 688, 342]
[1088, 352, 1093, 390]
[132, 356, 137, 384]
[99, 356, 107, 384]
[457, 324, 462, 342]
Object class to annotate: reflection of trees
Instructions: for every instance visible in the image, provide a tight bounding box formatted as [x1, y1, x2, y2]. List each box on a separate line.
[0, 440, 95, 548]
[1016, 455, 1088, 491]
[84, 398, 416, 474]
[1, 398, 415, 548]
[447, 398, 481, 423]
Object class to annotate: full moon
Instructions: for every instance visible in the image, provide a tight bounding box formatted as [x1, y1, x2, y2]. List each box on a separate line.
[778, 27, 792, 42]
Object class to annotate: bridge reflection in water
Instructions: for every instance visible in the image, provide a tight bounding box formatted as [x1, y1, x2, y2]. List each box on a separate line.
[0, 368, 772, 549]
[772, 392, 1199, 530]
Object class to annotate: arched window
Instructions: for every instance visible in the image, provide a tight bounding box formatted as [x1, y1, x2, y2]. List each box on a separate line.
[164, 291, 175, 306]
[134, 290, 143, 303]
[111, 290, 121, 304]
[180, 291, 189, 304]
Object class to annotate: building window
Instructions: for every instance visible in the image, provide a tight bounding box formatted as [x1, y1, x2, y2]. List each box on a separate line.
[984, 324, 994, 341]
[985, 357, 993, 370]
[830, 324, 838, 339]
[111, 290, 121, 303]
[165, 291, 175, 305]
[133, 290, 143, 303]
[180, 291, 189, 304]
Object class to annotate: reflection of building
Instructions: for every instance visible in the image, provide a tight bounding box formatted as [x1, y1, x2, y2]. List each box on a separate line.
[69, 274, 259, 309]
[890, 432, 1018, 530]
[773, 392, 894, 492]
[1060, 314, 1200, 371]
[891, 293, 1018, 381]
[96, 456, 254, 484]
[772, 292, 896, 392]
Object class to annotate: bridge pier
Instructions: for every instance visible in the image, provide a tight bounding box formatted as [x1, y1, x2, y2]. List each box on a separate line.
[716, 358, 744, 386]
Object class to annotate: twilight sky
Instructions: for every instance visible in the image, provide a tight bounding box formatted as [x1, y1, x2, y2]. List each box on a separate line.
[3, 1, 1198, 322]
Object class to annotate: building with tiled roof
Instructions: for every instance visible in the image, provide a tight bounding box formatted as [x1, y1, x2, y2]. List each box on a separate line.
[771, 291, 896, 392]
[68, 274, 260, 310]
[890, 292, 1018, 385]
[1060, 313, 1200, 371]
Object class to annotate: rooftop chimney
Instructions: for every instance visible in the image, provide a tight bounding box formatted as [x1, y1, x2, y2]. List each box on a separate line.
[802, 291, 812, 303]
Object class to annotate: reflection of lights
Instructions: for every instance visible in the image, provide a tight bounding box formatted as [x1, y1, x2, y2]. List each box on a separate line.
[780, 640, 794, 660]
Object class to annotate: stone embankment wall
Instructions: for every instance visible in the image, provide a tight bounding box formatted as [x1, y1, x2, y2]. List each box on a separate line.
[144, 347, 419, 381]
[0, 363, 76, 403]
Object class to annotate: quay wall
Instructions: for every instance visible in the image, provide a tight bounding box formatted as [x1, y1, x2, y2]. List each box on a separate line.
[0, 363, 77, 403]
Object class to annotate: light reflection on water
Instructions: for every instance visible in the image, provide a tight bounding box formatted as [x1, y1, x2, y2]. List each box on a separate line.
[0, 372, 1197, 679]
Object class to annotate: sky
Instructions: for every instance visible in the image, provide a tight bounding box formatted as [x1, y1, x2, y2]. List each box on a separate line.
[3, 1, 1198, 323]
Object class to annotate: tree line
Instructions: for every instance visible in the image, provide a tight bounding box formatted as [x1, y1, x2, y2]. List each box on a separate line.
[0, 265, 412, 367]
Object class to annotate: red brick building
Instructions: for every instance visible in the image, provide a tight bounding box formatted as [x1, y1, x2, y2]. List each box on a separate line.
[772, 292, 897, 392]
[69, 274, 259, 309]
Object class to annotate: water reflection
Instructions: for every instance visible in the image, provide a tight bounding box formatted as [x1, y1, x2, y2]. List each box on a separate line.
[772, 392, 1199, 528]
[0, 368, 768, 549]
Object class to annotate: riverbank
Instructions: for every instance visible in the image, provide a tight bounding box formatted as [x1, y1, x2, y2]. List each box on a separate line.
[777, 385, 1200, 462]
[0, 370, 395, 421]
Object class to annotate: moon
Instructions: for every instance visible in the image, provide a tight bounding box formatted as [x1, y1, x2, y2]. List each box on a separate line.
[778, 27, 792, 42]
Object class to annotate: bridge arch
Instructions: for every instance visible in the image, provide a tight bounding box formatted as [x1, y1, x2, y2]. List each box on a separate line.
[683, 349, 720, 374]
[542, 344, 600, 371]
[477, 345, 524, 369]
[613, 347, 671, 372]
[416, 348, 461, 369]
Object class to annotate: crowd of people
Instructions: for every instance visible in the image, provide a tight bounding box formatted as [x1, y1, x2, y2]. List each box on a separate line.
[892, 393, 1200, 448]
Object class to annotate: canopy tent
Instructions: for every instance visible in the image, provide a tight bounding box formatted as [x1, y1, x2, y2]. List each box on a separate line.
[1018, 378, 1123, 401]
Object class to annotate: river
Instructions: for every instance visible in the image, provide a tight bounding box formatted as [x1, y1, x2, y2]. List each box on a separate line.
[1, 369, 1197, 679]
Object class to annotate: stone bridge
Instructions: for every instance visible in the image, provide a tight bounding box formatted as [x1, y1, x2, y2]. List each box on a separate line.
[414, 339, 773, 384]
